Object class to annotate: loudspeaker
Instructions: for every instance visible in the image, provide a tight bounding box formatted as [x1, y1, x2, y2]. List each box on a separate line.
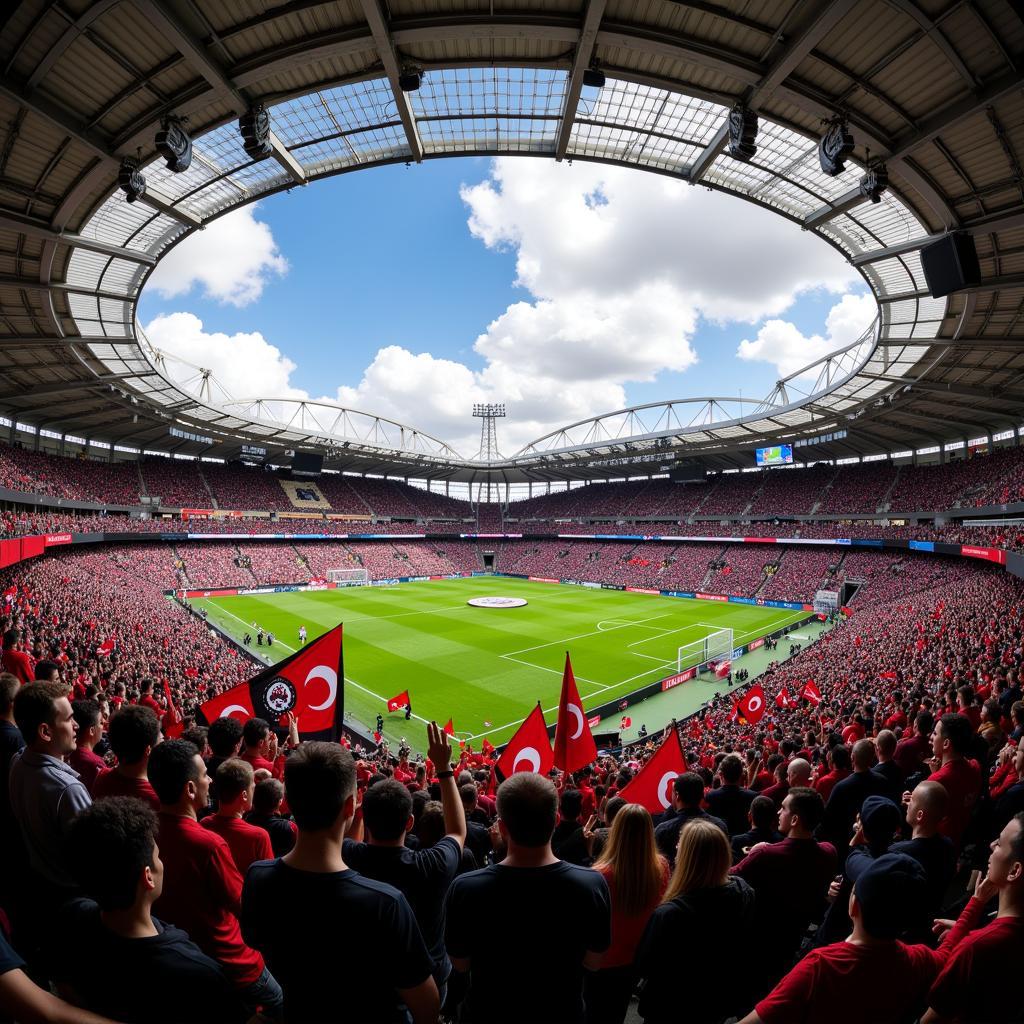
[920, 232, 980, 298]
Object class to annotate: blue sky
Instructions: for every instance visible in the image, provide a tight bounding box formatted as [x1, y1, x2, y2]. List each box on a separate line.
[140, 156, 874, 454]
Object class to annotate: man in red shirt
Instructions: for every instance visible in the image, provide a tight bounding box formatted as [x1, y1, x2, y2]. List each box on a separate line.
[927, 713, 982, 849]
[137, 678, 162, 717]
[740, 853, 995, 1024]
[922, 811, 1024, 1023]
[1, 628, 34, 685]
[813, 744, 852, 804]
[894, 711, 934, 779]
[68, 700, 106, 793]
[201, 759, 272, 876]
[93, 704, 161, 809]
[240, 718, 285, 779]
[147, 738, 283, 1019]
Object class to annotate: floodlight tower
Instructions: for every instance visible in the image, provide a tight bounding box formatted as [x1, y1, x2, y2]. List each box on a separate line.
[473, 403, 505, 506]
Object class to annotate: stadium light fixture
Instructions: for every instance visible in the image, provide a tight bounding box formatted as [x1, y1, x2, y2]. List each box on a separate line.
[399, 68, 422, 91]
[582, 63, 606, 89]
[117, 156, 146, 203]
[155, 115, 192, 173]
[727, 105, 758, 161]
[818, 116, 854, 176]
[239, 104, 273, 159]
[858, 161, 888, 203]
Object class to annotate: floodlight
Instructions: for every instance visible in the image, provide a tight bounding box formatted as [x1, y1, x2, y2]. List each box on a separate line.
[582, 66, 606, 89]
[155, 116, 192, 173]
[858, 162, 888, 203]
[727, 105, 758, 161]
[399, 70, 422, 91]
[117, 157, 146, 203]
[239, 104, 273, 158]
[819, 117, 854, 176]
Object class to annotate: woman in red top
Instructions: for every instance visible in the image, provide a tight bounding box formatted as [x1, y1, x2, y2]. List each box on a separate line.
[587, 804, 668, 1024]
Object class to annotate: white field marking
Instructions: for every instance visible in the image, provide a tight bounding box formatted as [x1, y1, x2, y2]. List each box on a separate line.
[596, 618, 670, 633]
[626, 622, 708, 649]
[502, 613, 670, 657]
[499, 654, 605, 688]
[202, 602, 300, 657]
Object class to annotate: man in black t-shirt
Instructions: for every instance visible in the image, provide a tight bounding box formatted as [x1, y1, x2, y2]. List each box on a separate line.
[58, 797, 248, 1024]
[343, 723, 465, 994]
[445, 772, 611, 1024]
[241, 741, 438, 1024]
[204, 716, 243, 813]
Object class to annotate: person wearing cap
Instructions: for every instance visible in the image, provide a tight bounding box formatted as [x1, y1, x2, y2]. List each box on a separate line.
[813, 795, 904, 948]
[922, 811, 1024, 1023]
[738, 853, 997, 1024]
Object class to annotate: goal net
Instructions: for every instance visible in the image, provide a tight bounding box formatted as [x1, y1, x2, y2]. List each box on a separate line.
[677, 627, 734, 674]
[326, 567, 370, 586]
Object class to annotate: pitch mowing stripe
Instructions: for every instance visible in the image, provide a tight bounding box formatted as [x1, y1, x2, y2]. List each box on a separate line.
[191, 578, 807, 749]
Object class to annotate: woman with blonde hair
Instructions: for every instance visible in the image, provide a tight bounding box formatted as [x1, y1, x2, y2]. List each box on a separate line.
[585, 803, 669, 1024]
[635, 818, 756, 1024]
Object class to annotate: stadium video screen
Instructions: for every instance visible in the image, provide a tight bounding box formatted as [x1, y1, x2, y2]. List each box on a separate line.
[291, 452, 324, 478]
[756, 444, 793, 466]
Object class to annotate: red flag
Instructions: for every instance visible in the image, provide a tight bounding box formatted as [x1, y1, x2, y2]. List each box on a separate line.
[496, 704, 554, 778]
[618, 730, 688, 814]
[553, 653, 597, 773]
[714, 660, 731, 679]
[197, 623, 344, 741]
[97, 638, 115, 657]
[386, 690, 410, 713]
[775, 686, 791, 709]
[481, 738, 496, 756]
[736, 684, 767, 725]
[801, 679, 823, 706]
[443, 718, 455, 736]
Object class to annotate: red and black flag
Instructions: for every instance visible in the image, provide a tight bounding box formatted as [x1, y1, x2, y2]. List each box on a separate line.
[198, 623, 344, 742]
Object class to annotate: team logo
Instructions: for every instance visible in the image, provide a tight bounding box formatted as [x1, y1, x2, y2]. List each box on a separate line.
[264, 676, 297, 714]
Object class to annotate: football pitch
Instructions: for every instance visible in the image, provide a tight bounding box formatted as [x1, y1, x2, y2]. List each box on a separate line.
[190, 578, 807, 750]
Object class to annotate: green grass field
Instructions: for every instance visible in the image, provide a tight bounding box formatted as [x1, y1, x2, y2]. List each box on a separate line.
[190, 578, 807, 750]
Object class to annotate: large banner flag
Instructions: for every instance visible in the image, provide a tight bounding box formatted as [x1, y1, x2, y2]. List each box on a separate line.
[553, 653, 597, 773]
[619, 729, 688, 814]
[198, 623, 344, 742]
[736, 683, 767, 725]
[496, 703, 554, 779]
[801, 679, 823, 706]
[386, 690, 411, 713]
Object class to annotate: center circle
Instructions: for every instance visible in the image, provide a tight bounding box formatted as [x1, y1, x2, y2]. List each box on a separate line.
[467, 596, 529, 609]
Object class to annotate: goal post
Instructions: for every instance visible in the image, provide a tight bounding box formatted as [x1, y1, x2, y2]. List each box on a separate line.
[677, 627, 734, 674]
[326, 567, 370, 586]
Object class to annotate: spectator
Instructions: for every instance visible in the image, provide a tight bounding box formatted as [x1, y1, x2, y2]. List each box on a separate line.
[59, 797, 249, 1024]
[653, 772, 728, 863]
[343, 722, 466, 998]
[871, 729, 903, 802]
[820, 739, 890, 862]
[68, 700, 105, 793]
[9, 681, 91, 895]
[1, 628, 34, 684]
[763, 757, 812, 807]
[147, 739, 282, 1019]
[138, 678, 161, 718]
[460, 783, 492, 865]
[636, 818, 755, 1023]
[588, 804, 668, 1024]
[205, 716, 243, 812]
[32, 660, 61, 684]
[240, 718, 280, 776]
[739, 854, 980, 1024]
[732, 794, 783, 865]
[923, 812, 1024, 1023]
[928, 713, 983, 848]
[732, 787, 837, 998]
[242, 741, 439, 1024]
[245, 777, 296, 857]
[813, 743, 852, 804]
[200, 759, 273, 877]
[93, 704, 161, 810]
[891, 780, 956, 942]
[894, 711, 935, 781]
[445, 772, 611, 1024]
[706, 753, 758, 835]
[0, 672, 25, 909]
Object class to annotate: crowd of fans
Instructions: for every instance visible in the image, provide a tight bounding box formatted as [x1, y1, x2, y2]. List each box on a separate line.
[2, 537, 1024, 1020]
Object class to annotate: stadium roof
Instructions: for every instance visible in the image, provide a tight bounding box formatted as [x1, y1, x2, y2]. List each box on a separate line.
[1, 0, 1023, 485]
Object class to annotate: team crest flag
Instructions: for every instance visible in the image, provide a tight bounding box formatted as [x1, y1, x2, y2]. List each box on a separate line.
[618, 729, 688, 814]
[736, 683, 767, 725]
[801, 679, 823, 706]
[496, 703, 554, 779]
[553, 653, 597, 773]
[198, 623, 344, 741]
[386, 690, 411, 713]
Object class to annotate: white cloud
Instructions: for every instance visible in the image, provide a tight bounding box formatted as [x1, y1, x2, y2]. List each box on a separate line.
[146, 205, 287, 307]
[736, 292, 877, 380]
[144, 312, 306, 401]
[146, 156, 875, 456]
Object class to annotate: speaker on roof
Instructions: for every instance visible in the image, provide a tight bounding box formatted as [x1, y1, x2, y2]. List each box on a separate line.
[920, 233, 980, 299]
[727, 105, 758, 161]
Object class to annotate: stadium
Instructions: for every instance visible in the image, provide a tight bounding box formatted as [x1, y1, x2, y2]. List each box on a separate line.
[1, 1, 1024, 1022]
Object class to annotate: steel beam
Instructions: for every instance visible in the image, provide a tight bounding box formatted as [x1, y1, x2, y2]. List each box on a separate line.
[358, 0, 423, 162]
[555, 0, 607, 161]
[0, 373, 138, 403]
[136, 185, 203, 228]
[686, 119, 730, 183]
[0, 209, 156, 264]
[880, 273, 1024, 302]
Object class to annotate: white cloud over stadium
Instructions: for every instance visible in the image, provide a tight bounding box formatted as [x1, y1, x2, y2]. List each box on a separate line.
[145, 158, 875, 455]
